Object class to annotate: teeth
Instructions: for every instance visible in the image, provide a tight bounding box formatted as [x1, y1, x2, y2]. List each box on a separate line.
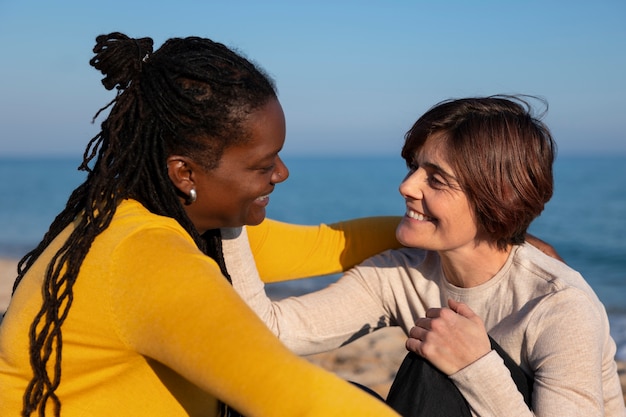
[256, 195, 269, 201]
[407, 209, 430, 221]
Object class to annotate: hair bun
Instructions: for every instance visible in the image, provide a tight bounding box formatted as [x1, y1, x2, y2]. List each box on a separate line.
[89, 32, 154, 91]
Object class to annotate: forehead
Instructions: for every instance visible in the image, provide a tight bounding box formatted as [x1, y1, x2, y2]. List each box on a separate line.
[226, 99, 286, 163]
[247, 98, 285, 136]
[418, 133, 451, 166]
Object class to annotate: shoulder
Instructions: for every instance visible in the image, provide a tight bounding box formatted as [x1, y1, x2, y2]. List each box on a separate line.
[513, 243, 595, 296]
[511, 244, 608, 332]
[113, 199, 186, 231]
[108, 199, 194, 244]
[96, 199, 202, 268]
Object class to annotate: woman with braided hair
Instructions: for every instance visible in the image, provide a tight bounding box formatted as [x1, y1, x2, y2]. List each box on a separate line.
[0, 33, 403, 416]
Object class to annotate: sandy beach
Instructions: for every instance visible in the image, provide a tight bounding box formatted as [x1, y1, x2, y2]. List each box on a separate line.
[1, 257, 624, 403]
[0, 258, 17, 315]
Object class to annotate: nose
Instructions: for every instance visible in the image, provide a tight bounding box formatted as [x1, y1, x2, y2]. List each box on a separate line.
[272, 156, 289, 184]
[399, 168, 424, 200]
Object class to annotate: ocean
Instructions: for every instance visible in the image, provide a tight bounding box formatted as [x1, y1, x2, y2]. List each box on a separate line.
[1, 155, 625, 360]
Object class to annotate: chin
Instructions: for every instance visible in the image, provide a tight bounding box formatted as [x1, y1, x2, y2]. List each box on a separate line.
[397, 236, 420, 248]
[396, 225, 430, 249]
[245, 215, 266, 226]
[395, 226, 414, 247]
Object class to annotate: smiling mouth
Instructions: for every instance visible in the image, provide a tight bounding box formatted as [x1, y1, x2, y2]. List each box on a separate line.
[256, 194, 269, 202]
[406, 209, 434, 221]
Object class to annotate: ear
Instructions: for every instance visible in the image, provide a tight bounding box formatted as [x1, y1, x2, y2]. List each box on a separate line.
[166, 155, 195, 195]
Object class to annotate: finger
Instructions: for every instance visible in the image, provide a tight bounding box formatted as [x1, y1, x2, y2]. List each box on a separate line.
[448, 299, 475, 319]
[405, 335, 425, 355]
[408, 324, 429, 339]
[448, 299, 488, 336]
[406, 325, 428, 355]
[415, 315, 438, 331]
[425, 307, 442, 319]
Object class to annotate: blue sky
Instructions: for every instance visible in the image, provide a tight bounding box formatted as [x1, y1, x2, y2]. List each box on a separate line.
[1, 0, 624, 157]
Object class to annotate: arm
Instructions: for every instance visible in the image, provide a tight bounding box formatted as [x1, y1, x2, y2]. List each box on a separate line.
[111, 228, 399, 417]
[449, 291, 608, 416]
[245, 219, 559, 281]
[222, 226, 392, 355]
[245, 217, 401, 282]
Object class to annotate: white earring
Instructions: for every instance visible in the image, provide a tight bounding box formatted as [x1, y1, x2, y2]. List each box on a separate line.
[186, 188, 197, 204]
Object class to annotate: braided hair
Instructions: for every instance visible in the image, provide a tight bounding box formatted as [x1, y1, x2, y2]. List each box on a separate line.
[13, 32, 276, 417]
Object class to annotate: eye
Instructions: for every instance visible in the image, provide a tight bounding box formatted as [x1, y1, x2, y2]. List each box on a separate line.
[427, 174, 448, 189]
[259, 164, 275, 173]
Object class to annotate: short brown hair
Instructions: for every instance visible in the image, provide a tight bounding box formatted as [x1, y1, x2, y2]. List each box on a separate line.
[401, 95, 557, 250]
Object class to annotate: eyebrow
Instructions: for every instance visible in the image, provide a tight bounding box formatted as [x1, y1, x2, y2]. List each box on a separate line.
[420, 161, 456, 180]
[260, 148, 282, 163]
[252, 145, 283, 166]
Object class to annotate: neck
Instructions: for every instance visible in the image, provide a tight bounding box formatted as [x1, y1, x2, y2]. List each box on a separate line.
[439, 242, 512, 288]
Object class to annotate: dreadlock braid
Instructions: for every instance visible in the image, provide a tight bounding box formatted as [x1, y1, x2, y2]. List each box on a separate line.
[15, 32, 276, 416]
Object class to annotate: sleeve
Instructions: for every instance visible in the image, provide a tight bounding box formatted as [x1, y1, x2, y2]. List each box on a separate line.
[450, 288, 608, 417]
[245, 217, 401, 283]
[221, 226, 393, 355]
[109, 227, 400, 417]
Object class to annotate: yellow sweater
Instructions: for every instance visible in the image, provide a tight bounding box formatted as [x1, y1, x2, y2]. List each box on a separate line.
[246, 216, 402, 283]
[0, 199, 400, 416]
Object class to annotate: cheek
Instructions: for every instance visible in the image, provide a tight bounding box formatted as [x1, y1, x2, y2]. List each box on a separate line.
[450, 207, 479, 239]
[458, 201, 477, 228]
